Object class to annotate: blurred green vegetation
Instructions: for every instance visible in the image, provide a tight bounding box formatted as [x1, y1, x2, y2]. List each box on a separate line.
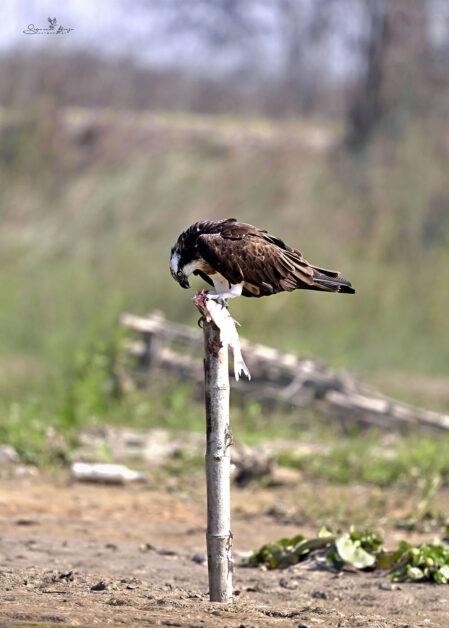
[1, 339, 449, 489]
[0, 107, 448, 466]
[275, 435, 449, 488]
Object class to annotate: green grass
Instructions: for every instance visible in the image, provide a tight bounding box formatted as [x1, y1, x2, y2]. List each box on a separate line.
[1, 332, 448, 492]
[275, 433, 449, 488]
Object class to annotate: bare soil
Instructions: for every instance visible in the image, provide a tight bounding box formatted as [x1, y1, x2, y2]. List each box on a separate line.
[0, 474, 448, 627]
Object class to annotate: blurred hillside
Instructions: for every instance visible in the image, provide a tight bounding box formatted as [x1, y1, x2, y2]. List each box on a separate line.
[1, 102, 448, 377]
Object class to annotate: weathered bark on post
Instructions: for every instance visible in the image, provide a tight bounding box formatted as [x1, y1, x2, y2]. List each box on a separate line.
[202, 317, 233, 603]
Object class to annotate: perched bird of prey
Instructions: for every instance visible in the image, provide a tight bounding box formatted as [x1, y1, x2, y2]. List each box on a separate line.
[170, 218, 355, 302]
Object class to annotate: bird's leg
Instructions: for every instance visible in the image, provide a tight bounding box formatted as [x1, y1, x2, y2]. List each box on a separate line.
[206, 283, 243, 307]
[207, 294, 229, 308]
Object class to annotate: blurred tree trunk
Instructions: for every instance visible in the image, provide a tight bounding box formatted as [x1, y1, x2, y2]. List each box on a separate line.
[346, 0, 432, 150]
[277, 0, 334, 115]
[345, 0, 388, 149]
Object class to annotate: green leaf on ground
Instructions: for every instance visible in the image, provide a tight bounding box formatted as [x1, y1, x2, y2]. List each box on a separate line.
[335, 533, 376, 569]
[246, 528, 449, 584]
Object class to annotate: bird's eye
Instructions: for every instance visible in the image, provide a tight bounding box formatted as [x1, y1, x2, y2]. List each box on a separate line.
[177, 271, 183, 277]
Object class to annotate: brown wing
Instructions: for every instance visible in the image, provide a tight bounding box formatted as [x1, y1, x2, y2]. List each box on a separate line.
[197, 221, 354, 297]
[197, 225, 317, 297]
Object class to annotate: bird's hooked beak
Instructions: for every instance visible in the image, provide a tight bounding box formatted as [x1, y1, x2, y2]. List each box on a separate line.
[178, 273, 190, 289]
[170, 249, 190, 289]
[171, 268, 190, 289]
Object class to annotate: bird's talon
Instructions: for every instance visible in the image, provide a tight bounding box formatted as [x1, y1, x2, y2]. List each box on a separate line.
[205, 293, 228, 308]
[216, 297, 229, 308]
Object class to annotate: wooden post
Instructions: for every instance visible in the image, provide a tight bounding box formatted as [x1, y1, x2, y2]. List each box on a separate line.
[202, 316, 233, 603]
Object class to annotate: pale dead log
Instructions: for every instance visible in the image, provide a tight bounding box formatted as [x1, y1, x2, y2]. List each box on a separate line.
[121, 311, 345, 387]
[71, 462, 146, 484]
[136, 346, 449, 433]
[190, 290, 253, 603]
[121, 311, 449, 434]
[201, 315, 233, 603]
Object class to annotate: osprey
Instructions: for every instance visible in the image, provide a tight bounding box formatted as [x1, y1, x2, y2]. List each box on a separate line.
[170, 218, 355, 302]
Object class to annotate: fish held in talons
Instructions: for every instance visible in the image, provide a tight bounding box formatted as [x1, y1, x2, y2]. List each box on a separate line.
[192, 290, 251, 382]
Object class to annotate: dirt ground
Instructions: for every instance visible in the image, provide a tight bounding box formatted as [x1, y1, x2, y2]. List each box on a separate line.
[0, 474, 448, 627]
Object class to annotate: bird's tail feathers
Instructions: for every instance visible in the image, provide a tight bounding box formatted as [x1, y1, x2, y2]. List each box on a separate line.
[311, 266, 355, 294]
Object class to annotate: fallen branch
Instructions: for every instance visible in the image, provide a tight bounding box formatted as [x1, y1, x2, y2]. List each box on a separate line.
[121, 311, 449, 433]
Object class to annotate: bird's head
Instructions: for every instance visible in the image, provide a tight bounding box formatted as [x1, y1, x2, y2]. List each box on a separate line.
[169, 245, 191, 289]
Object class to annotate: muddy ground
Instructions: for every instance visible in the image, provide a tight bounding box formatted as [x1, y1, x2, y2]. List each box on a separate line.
[0, 473, 448, 627]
